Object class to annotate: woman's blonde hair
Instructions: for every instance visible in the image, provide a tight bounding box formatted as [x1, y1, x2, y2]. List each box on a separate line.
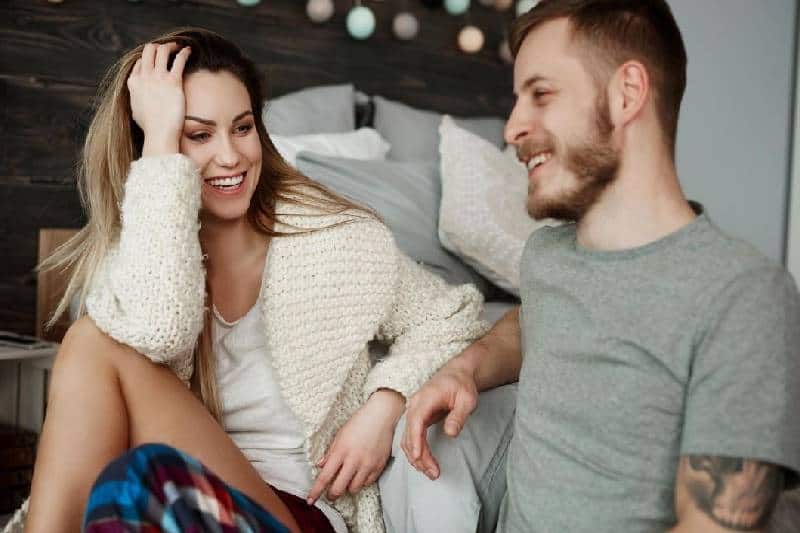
[40, 27, 373, 420]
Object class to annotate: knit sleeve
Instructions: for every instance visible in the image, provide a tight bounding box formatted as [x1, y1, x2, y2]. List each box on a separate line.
[364, 249, 490, 400]
[85, 154, 205, 382]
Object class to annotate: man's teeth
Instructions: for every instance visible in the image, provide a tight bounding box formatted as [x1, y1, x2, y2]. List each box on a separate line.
[527, 152, 552, 171]
[208, 173, 244, 187]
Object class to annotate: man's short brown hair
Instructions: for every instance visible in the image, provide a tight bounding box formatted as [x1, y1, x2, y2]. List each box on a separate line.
[510, 0, 687, 151]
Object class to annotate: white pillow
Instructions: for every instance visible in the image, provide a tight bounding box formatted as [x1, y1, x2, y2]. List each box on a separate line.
[271, 127, 390, 167]
[438, 115, 561, 295]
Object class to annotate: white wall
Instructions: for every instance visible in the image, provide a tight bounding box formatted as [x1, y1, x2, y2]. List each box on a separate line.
[788, 15, 800, 281]
[670, 0, 797, 263]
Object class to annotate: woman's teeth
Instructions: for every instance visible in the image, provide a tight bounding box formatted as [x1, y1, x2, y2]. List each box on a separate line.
[527, 152, 552, 171]
[207, 173, 244, 189]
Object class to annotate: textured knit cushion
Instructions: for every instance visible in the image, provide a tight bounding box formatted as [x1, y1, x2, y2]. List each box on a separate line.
[438, 116, 561, 296]
[271, 128, 390, 167]
[296, 152, 491, 296]
[372, 95, 505, 161]
[262, 84, 355, 136]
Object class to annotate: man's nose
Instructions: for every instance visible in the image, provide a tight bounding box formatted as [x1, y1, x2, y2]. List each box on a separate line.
[504, 105, 532, 146]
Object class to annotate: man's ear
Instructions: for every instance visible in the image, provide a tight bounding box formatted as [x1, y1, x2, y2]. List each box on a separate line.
[608, 60, 649, 128]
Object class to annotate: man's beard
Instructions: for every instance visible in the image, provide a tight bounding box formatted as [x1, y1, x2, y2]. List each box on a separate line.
[523, 97, 620, 222]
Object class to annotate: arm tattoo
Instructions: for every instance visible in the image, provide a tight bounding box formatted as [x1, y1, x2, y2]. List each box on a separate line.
[683, 455, 784, 531]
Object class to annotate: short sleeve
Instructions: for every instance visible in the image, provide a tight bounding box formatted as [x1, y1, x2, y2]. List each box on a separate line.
[681, 265, 800, 482]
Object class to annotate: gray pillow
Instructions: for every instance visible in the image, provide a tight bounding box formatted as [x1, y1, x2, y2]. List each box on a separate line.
[295, 152, 491, 295]
[373, 95, 506, 161]
[262, 84, 355, 136]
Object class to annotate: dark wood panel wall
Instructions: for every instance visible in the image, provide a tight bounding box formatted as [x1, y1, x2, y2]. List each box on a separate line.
[0, 0, 515, 334]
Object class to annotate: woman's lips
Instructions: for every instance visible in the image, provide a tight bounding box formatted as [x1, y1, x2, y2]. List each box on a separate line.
[204, 171, 246, 195]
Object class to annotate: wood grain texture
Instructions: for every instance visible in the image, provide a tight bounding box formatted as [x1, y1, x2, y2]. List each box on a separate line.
[1, 0, 514, 335]
[36, 229, 78, 342]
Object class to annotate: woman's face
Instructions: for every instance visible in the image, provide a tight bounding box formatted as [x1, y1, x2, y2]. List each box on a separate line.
[180, 69, 262, 223]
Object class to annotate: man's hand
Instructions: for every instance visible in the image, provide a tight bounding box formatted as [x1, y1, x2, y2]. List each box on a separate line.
[670, 455, 785, 532]
[307, 389, 404, 504]
[401, 355, 481, 480]
[402, 306, 523, 480]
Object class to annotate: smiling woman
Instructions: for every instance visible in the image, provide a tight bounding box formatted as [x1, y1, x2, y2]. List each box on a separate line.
[181, 71, 263, 220]
[19, 27, 490, 533]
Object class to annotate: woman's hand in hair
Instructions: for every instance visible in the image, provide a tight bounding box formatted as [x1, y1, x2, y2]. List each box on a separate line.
[307, 389, 405, 504]
[127, 42, 192, 157]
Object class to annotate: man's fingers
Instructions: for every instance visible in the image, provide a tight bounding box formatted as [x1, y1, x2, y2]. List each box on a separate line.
[408, 414, 426, 460]
[443, 391, 477, 437]
[327, 460, 358, 501]
[307, 454, 342, 504]
[418, 443, 440, 480]
[155, 42, 178, 72]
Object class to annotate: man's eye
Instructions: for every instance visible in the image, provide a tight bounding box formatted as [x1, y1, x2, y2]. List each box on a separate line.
[189, 132, 210, 142]
[235, 124, 254, 134]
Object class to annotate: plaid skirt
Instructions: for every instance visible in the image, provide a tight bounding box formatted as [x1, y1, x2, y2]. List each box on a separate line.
[82, 443, 294, 533]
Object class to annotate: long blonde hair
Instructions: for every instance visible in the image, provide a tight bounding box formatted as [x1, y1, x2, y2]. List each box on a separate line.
[40, 27, 373, 420]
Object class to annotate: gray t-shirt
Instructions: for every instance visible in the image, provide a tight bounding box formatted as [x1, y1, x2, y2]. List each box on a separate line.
[498, 208, 800, 532]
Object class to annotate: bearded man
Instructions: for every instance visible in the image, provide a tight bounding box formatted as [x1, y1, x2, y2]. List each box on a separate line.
[401, 1, 800, 531]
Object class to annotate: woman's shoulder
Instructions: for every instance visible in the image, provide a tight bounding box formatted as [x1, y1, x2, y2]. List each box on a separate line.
[274, 198, 395, 250]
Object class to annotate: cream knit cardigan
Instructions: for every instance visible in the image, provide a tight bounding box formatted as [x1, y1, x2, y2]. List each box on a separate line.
[3, 154, 488, 533]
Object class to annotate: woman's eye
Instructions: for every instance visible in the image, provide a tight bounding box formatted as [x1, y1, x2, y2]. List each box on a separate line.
[188, 132, 210, 142]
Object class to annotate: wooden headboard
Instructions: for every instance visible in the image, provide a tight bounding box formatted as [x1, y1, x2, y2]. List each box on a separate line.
[36, 229, 79, 343]
[2, 0, 515, 336]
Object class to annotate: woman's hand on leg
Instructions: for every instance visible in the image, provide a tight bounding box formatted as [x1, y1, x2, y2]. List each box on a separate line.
[307, 389, 404, 503]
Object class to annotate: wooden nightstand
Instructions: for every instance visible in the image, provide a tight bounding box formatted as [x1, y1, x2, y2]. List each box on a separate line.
[0, 342, 56, 518]
[0, 342, 58, 434]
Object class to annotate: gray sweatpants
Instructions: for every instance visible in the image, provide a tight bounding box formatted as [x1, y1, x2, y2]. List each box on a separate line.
[379, 384, 516, 533]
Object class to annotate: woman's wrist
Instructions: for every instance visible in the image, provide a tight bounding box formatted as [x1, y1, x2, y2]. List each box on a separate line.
[142, 136, 180, 157]
[369, 388, 406, 426]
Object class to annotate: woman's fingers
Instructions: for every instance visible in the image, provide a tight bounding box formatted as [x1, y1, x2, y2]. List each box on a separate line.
[155, 42, 179, 73]
[327, 460, 358, 501]
[316, 451, 328, 468]
[307, 453, 343, 504]
[170, 46, 191, 78]
[140, 43, 156, 72]
[347, 467, 371, 495]
[364, 470, 380, 488]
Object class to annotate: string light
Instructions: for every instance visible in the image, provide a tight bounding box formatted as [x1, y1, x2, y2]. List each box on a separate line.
[346, 1, 376, 40]
[307, 0, 335, 23]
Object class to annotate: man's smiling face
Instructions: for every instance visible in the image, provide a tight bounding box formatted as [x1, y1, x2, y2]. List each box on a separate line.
[505, 18, 620, 222]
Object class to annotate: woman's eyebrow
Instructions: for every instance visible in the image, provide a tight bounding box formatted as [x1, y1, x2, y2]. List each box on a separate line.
[184, 110, 254, 126]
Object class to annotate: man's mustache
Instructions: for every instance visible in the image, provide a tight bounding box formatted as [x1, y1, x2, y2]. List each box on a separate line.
[516, 136, 556, 162]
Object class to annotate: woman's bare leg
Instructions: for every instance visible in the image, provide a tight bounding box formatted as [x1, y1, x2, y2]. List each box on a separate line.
[26, 316, 299, 533]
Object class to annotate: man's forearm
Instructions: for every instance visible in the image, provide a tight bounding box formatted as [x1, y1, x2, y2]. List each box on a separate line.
[453, 306, 523, 391]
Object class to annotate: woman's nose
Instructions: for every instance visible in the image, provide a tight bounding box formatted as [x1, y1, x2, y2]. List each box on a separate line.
[215, 135, 241, 166]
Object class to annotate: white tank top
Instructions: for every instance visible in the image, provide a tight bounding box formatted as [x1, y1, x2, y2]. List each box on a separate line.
[213, 304, 347, 532]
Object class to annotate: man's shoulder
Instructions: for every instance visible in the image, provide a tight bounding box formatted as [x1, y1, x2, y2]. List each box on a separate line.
[691, 217, 789, 288]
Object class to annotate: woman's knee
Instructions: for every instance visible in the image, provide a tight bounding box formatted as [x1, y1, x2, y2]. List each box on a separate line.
[49, 317, 132, 395]
[54, 316, 162, 377]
